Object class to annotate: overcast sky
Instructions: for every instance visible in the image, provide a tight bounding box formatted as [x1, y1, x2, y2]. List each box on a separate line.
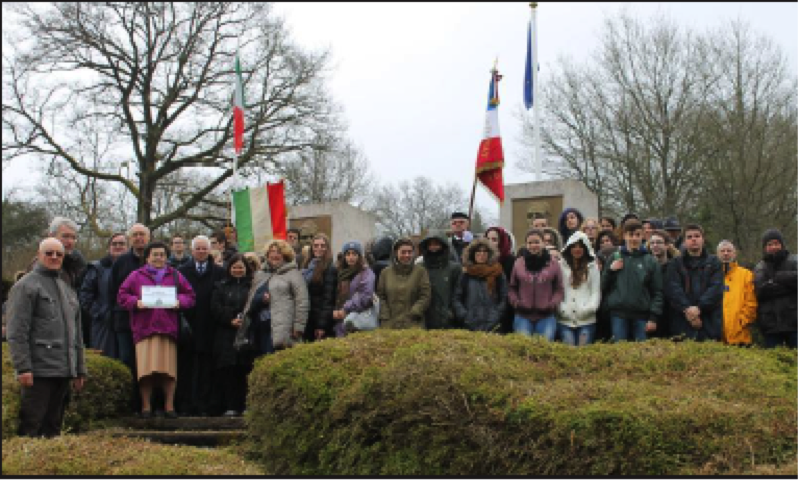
[4, 2, 796, 222]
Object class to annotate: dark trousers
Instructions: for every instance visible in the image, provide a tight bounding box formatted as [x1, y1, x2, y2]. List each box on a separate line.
[116, 330, 141, 413]
[212, 365, 251, 414]
[765, 332, 798, 349]
[18, 377, 71, 438]
[192, 351, 215, 415]
[175, 345, 194, 414]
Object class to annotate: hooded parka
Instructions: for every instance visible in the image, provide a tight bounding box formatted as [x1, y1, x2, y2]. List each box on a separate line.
[418, 234, 462, 329]
[376, 238, 431, 329]
[453, 239, 507, 332]
[753, 249, 797, 336]
[557, 232, 601, 328]
[721, 262, 758, 345]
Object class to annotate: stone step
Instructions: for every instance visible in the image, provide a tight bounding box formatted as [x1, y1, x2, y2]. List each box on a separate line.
[120, 416, 246, 431]
[104, 429, 245, 447]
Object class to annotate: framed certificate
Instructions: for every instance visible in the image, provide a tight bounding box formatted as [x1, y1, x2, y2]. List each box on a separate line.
[141, 286, 177, 308]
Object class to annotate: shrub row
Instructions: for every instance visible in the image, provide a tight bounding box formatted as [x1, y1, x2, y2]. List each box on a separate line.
[2, 343, 131, 439]
[2, 435, 263, 475]
[244, 330, 797, 475]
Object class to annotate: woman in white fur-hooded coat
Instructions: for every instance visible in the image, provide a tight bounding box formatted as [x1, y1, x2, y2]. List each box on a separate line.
[557, 231, 601, 346]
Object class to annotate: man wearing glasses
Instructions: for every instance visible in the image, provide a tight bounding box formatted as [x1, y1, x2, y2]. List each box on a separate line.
[79, 233, 128, 359]
[7, 238, 87, 437]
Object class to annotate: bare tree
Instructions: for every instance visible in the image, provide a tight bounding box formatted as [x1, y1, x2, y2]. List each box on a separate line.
[275, 138, 375, 208]
[521, 12, 717, 219]
[2, 2, 341, 230]
[367, 176, 470, 238]
[697, 21, 797, 261]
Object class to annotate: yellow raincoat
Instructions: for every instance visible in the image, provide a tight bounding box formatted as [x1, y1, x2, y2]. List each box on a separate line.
[722, 262, 758, 345]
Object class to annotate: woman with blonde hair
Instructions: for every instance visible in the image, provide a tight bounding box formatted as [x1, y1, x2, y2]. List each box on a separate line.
[237, 240, 309, 355]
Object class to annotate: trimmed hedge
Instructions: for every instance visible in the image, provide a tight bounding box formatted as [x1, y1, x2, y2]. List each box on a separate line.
[2, 343, 131, 439]
[2, 435, 263, 475]
[244, 330, 797, 475]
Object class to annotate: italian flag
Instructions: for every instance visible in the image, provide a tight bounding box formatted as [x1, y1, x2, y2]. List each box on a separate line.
[233, 54, 245, 155]
[232, 181, 287, 252]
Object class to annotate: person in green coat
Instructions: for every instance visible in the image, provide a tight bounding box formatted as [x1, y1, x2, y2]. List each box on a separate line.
[377, 238, 431, 329]
[601, 220, 663, 342]
[418, 234, 462, 329]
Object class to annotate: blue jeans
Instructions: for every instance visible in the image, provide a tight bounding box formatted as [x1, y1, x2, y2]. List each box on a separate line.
[513, 315, 557, 342]
[610, 315, 648, 342]
[558, 323, 596, 346]
[764, 332, 798, 350]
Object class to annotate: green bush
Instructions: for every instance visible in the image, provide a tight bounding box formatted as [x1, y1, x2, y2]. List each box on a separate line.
[2, 343, 132, 439]
[244, 330, 797, 476]
[2, 435, 263, 475]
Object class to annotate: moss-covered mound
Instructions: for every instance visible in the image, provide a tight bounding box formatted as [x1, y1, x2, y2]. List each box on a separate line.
[245, 330, 797, 476]
[2, 435, 263, 475]
[2, 343, 132, 439]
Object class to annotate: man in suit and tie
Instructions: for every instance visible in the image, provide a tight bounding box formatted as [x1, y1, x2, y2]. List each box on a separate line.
[177, 235, 225, 416]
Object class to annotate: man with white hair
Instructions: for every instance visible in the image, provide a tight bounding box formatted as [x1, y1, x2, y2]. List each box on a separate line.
[176, 235, 225, 416]
[7, 238, 87, 437]
[109, 223, 150, 414]
[717, 240, 758, 346]
[27, 217, 87, 290]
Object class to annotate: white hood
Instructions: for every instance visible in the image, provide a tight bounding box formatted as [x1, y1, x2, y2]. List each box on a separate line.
[561, 231, 596, 259]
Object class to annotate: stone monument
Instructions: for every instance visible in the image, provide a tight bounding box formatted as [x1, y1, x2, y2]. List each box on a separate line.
[288, 201, 377, 255]
[499, 179, 599, 249]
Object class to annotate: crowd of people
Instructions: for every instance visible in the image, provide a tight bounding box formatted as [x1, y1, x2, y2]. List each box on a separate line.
[4, 209, 796, 436]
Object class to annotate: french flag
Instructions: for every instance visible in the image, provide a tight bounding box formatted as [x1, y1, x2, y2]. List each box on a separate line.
[475, 68, 505, 202]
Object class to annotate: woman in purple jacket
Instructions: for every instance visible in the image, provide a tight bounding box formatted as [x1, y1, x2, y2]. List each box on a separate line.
[332, 241, 376, 336]
[118, 241, 195, 418]
[508, 229, 564, 341]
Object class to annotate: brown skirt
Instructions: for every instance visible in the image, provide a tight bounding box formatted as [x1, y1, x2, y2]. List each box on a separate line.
[135, 334, 177, 380]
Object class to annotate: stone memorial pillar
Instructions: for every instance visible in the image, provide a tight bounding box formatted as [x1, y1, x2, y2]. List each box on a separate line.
[499, 179, 599, 248]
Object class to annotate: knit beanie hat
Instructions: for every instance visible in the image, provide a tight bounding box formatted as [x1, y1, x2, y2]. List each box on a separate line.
[342, 240, 364, 257]
[761, 229, 785, 249]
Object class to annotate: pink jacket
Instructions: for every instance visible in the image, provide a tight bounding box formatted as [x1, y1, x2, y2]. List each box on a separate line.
[117, 266, 196, 344]
[508, 257, 564, 321]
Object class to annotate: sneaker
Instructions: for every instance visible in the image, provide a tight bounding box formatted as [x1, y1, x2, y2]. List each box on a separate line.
[164, 411, 178, 419]
[344, 321, 357, 333]
[223, 410, 239, 417]
[139, 410, 153, 419]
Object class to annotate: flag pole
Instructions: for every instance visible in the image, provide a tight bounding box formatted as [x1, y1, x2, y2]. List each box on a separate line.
[531, 2, 541, 181]
[468, 175, 477, 221]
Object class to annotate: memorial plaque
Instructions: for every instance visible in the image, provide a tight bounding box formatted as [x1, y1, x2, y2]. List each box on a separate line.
[511, 195, 563, 249]
[290, 215, 333, 250]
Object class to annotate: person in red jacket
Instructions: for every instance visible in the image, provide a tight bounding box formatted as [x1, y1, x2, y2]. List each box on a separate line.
[118, 241, 196, 419]
[508, 229, 564, 342]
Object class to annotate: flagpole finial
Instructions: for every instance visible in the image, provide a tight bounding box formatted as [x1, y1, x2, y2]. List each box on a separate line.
[530, 2, 538, 9]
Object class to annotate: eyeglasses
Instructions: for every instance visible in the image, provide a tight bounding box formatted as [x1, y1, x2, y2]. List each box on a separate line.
[648, 240, 665, 245]
[111, 241, 127, 246]
[44, 251, 64, 258]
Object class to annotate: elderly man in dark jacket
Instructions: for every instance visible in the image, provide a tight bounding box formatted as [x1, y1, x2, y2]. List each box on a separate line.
[79, 233, 128, 359]
[419, 234, 462, 329]
[7, 238, 87, 438]
[753, 229, 797, 349]
[178, 235, 225, 416]
[665, 224, 723, 341]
